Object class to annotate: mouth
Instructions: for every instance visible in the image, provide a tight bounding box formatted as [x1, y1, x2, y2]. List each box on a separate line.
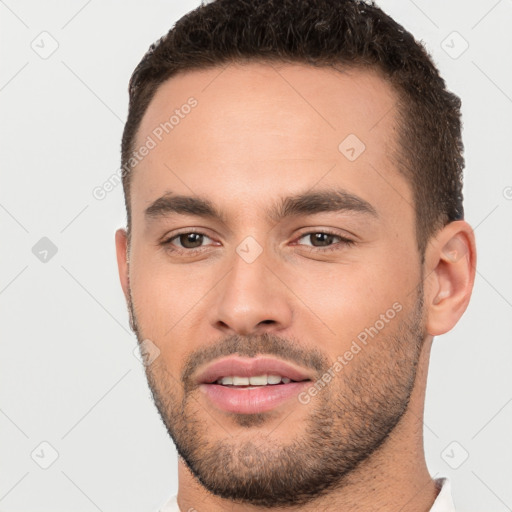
[212, 374, 304, 387]
[196, 356, 313, 414]
[197, 355, 313, 385]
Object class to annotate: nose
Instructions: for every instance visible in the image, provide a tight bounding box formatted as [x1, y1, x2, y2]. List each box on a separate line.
[211, 245, 293, 336]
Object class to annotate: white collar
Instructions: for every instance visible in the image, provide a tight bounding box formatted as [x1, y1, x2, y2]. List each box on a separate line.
[430, 477, 456, 512]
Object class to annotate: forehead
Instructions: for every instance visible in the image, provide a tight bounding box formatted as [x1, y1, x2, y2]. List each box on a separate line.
[130, 62, 412, 227]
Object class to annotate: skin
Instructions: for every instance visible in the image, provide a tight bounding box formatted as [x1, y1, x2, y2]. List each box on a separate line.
[115, 62, 476, 511]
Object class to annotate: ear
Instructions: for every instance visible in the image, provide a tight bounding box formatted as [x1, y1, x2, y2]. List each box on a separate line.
[423, 220, 476, 336]
[115, 228, 130, 304]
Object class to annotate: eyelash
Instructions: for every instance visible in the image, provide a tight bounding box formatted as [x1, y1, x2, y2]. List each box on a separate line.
[160, 230, 356, 255]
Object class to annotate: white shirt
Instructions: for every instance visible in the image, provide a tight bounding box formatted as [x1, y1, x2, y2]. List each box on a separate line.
[158, 476, 455, 511]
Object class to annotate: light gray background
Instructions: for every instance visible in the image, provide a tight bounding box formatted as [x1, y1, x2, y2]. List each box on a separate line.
[1, 1, 511, 511]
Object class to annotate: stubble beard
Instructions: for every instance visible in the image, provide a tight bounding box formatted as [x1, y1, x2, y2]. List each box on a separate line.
[128, 285, 425, 507]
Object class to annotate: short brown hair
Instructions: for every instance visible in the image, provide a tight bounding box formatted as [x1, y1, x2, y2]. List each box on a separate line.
[121, 0, 464, 256]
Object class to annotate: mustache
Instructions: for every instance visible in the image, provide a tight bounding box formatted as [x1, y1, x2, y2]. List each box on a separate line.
[181, 332, 329, 391]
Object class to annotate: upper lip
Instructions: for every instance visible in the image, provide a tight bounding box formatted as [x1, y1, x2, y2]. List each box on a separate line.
[196, 356, 314, 384]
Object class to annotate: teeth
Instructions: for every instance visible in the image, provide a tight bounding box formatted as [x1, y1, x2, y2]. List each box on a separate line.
[215, 374, 292, 386]
[232, 376, 249, 385]
[249, 375, 267, 385]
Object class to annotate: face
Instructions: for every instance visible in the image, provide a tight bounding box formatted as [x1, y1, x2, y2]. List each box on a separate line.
[119, 63, 428, 506]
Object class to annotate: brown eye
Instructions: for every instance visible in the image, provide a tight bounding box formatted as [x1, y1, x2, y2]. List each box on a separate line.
[177, 233, 205, 249]
[162, 232, 214, 252]
[307, 233, 337, 247]
[295, 231, 356, 252]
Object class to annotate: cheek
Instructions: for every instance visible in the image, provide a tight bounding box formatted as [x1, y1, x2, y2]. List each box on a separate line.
[129, 263, 195, 378]
[129, 246, 216, 338]
[290, 257, 414, 347]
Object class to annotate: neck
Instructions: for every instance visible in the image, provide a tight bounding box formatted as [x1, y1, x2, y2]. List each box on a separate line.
[175, 338, 439, 512]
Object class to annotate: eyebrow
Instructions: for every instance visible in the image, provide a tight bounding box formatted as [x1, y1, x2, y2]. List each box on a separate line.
[144, 188, 378, 224]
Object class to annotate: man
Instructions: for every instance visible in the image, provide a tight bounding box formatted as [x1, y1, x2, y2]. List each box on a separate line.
[115, 0, 476, 510]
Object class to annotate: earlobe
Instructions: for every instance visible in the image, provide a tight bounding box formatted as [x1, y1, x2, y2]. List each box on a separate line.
[424, 221, 476, 336]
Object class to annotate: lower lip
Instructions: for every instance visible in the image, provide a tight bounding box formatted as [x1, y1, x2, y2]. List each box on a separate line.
[199, 382, 310, 414]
